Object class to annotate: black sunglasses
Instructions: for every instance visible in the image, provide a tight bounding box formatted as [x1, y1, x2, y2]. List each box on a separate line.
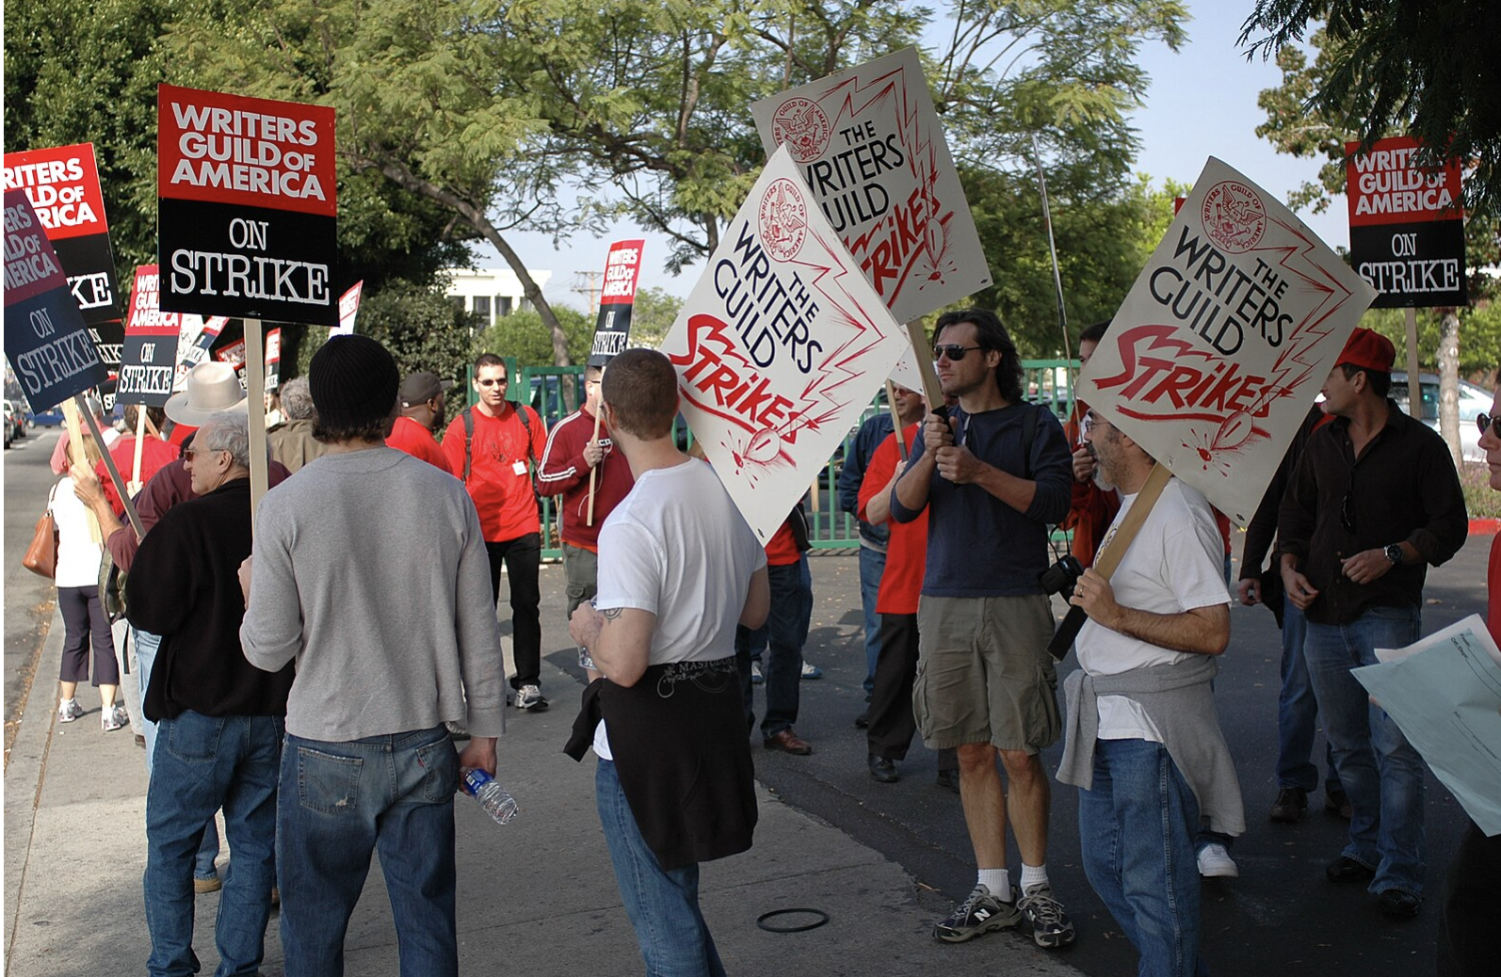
[933, 344, 985, 362]
[1478, 413, 1498, 437]
[477, 377, 508, 387]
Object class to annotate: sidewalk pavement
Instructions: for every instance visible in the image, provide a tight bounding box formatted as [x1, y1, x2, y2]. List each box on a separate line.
[3, 555, 1084, 977]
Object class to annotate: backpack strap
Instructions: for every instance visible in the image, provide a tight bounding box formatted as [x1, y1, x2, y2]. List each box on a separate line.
[462, 407, 475, 483]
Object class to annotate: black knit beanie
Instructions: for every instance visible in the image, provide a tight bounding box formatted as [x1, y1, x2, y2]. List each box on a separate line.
[309, 335, 399, 429]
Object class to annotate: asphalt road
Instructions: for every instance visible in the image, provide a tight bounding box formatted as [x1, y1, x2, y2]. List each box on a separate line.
[4, 426, 65, 761]
[543, 543, 1481, 977]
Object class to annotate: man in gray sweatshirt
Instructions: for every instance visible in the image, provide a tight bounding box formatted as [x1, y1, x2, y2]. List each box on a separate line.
[240, 335, 506, 977]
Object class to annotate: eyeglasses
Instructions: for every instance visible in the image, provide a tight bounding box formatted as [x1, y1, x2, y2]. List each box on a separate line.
[182, 447, 226, 462]
[933, 344, 984, 362]
[476, 378, 508, 387]
[1478, 413, 1498, 436]
[1081, 413, 1097, 435]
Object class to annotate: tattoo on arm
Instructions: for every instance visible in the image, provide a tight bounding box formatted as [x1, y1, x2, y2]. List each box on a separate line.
[600, 607, 624, 621]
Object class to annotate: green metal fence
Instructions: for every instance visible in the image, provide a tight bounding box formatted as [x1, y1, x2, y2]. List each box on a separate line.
[473, 359, 1079, 560]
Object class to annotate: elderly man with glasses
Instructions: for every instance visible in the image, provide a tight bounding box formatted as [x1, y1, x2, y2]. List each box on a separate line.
[1278, 327, 1467, 918]
[126, 411, 296, 977]
[891, 309, 1077, 949]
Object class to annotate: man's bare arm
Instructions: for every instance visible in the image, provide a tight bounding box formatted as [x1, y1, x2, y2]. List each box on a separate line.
[1070, 567, 1230, 655]
[741, 567, 770, 630]
[569, 605, 657, 687]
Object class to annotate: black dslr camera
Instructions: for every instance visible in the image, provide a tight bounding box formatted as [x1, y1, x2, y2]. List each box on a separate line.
[1038, 554, 1084, 600]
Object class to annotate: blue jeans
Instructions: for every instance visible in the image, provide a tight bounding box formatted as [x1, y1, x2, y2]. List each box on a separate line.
[857, 546, 886, 695]
[138, 628, 221, 880]
[1276, 598, 1342, 794]
[144, 711, 283, 977]
[596, 759, 726, 977]
[736, 555, 812, 738]
[1304, 605, 1425, 896]
[1079, 738, 1208, 977]
[277, 725, 459, 977]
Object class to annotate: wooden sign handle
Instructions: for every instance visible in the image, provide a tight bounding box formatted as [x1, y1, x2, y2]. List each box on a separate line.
[245, 318, 269, 536]
[131, 408, 147, 494]
[903, 321, 945, 415]
[1047, 461, 1172, 659]
[76, 396, 146, 540]
[585, 405, 603, 527]
[884, 380, 907, 462]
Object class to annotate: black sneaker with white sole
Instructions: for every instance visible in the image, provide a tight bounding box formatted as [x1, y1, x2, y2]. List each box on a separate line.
[933, 884, 1021, 943]
[516, 684, 549, 711]
[1018, 883, 1076, 948]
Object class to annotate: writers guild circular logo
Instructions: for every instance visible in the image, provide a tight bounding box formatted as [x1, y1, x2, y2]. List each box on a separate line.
[1201, 181, 1266, 253]
[772, 98, 831, 163]
[759, 179, 808, 262]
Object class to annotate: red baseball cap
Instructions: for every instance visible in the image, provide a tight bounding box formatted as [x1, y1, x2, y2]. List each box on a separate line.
[1336, 328, 1396, 373]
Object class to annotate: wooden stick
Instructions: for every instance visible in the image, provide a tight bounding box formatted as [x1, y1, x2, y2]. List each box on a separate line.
[131, 408, 147, 495]
[1047, 461, 1172, 658]
[885, 380, 908, 462]
[586, 366, 605, 527]
[245, 319, 269, 535]
[1404, 307, 1422, 421]
[76, 396, 145, 540]
[903, 321, 944, 411]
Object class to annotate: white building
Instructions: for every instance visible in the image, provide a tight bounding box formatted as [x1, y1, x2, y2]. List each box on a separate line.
[443, 267, 552, 329]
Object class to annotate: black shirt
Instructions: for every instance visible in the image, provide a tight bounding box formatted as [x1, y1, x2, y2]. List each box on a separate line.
[1277, 402, 1468, 626]
[128, 478, 294, 721]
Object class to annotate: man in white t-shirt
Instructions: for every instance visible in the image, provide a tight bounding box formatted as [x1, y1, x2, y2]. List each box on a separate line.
[569, 348, 770, 977]
[1056, 409, 1244, 977]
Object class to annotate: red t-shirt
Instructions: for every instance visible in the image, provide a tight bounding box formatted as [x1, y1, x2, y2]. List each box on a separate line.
[97, 435, 180, 517]
[764, 519, 802, 566]
[386, 416, 451, 472]
[858, 424, 927, 615]
[441, 403, 547, 542]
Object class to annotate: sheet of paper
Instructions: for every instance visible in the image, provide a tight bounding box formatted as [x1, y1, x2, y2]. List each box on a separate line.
[1353, 614, 1501, 836]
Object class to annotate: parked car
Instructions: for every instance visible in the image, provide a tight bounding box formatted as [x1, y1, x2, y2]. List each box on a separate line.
[3, 400, 17, 448]
[1390, 371, 1490, 463]
[26, 407, 65, 427]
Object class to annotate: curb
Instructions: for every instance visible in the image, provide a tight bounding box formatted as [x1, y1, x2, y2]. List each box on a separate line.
[1469, 519, 1501, 535]
[3, 601, 64, 973]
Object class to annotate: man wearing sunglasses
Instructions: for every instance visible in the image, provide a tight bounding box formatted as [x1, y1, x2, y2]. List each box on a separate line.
[891, 309, 1076, 948]
[1277, 327, 1467, 918]
[442, 353, 550, 713]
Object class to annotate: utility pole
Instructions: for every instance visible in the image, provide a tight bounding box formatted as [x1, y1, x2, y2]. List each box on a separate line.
[572, 270, 602, 315]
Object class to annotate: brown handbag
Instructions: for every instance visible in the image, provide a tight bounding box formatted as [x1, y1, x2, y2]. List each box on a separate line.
[22, 487, 59, 579]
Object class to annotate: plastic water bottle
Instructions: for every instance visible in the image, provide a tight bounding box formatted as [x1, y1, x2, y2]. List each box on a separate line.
[462, 769, 519, 824]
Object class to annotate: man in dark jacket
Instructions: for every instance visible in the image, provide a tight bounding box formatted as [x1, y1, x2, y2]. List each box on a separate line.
[1279, 328, 1468, 918]
[128, 410, 295, 977]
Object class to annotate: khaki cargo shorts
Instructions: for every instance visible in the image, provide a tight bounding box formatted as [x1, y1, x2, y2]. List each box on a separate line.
[914, 594, 1060, 753]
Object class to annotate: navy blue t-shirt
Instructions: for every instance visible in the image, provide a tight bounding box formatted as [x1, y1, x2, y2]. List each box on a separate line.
[890, 402, 1072, 597]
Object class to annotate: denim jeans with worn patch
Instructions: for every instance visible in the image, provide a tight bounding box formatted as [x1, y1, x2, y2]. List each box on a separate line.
[144, 710, 282, 977]
[277, 724, 459, 977]
[1078, 738, 1209, 977]
[857, 545, 886, 695]
[596, 758, 726, 977]
[138, 628, 221, 881]
[1304, 604, 1426, 896]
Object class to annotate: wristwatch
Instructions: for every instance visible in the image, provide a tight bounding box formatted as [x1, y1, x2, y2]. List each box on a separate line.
[1384, 543, 1404, 566]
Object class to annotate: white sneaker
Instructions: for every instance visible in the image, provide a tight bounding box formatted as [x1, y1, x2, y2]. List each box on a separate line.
[58, 699, 84, 724]
[750, 662, 764, 685]
[516, 684, 549, 712]
[1197, 843, 1239, 878]
[101, 704, 128, 732]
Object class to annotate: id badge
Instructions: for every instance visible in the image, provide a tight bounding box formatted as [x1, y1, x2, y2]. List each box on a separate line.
[512, 460, 528, 476]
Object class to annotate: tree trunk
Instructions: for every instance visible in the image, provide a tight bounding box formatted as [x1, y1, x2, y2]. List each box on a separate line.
[348, 154, 574, 369]
[1437, 307, 1461, 468]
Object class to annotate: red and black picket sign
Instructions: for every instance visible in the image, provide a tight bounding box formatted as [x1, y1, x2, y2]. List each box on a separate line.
[157, 84, 338, 325]
[587, 240, 646, 368]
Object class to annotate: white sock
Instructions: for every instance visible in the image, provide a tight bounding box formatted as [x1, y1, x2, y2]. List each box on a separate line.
[60, 697, 75, 707]
[1020, 863, 1049, 892]
[977, 868, 1011, 900]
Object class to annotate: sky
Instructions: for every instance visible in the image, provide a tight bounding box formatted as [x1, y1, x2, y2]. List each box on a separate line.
[474, 3, 1342, 307]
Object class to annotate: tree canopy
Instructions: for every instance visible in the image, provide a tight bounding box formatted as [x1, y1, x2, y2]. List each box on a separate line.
[1241, 0, 1501, 217]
